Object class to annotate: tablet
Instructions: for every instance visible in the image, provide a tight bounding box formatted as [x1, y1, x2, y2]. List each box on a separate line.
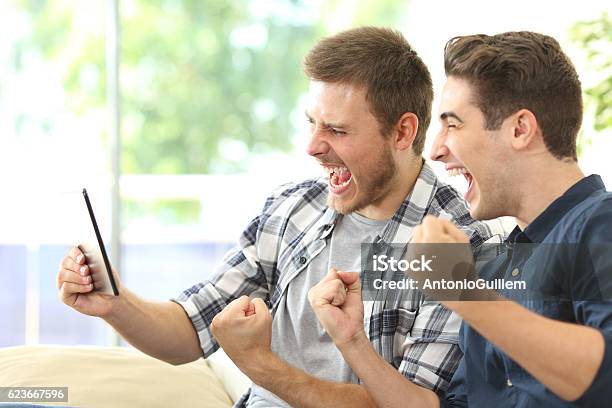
[79, 188, 119, 296]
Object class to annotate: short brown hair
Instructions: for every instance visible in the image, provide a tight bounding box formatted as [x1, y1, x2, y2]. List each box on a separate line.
[304, 27, 433, 155]
[444, 31, 582, 161]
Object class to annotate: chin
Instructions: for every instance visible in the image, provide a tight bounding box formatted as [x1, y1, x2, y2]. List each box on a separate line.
[328, 194, 362, 215]
[329, 199, 355, 215]
[470, 203, 498, 221]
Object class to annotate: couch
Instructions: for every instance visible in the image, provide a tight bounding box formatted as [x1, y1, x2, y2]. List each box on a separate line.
[0, 345, 251, 407]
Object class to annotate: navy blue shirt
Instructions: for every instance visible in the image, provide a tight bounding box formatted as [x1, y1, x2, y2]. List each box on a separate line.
[442, 175, 612, 407]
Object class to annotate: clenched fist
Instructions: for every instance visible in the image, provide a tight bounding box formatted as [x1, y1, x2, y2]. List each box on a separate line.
[308, 268, 366, 348]
[211, 296, 273, 369]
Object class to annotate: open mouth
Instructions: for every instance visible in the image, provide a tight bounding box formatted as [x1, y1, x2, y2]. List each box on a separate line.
[447, 167, 474, 201]
[324, 165, 353, 194]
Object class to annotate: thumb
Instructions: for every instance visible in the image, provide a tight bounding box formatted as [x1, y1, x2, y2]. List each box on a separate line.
[337, 271, 361, 293]
[227, 295, 252, 317]
[251, 298, 270, 317]
[321, 267, 341, 283]
[245, 301, 256, 317]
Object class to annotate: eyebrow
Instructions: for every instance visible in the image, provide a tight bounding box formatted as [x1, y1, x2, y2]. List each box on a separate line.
[440, 111, 464, 123]
[305, 110, 349, 129]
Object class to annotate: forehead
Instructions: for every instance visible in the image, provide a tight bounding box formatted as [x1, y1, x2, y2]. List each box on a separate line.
[439, 77, 478, 117]
[306, 81, 370, 116]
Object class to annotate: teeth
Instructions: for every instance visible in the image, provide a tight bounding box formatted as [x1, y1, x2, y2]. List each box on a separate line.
[447, 168, 468, 177]
[325, 165, 348, 175]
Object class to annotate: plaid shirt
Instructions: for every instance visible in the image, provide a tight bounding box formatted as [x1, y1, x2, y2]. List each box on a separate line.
[173, 162, 504, 406]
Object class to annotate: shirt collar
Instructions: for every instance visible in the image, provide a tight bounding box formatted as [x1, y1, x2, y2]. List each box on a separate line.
[510, 174, 606, 243]
[380, 160, 438, 244]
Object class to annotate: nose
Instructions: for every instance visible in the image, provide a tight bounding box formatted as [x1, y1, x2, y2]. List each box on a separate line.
[306, 126, 330, 157]
[429, 130, 450, 162]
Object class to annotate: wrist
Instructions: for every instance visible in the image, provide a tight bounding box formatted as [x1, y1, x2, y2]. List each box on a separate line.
[337, 329, 369, 354]
[103, 287, 130, 323]
[241, 349, 280, 383]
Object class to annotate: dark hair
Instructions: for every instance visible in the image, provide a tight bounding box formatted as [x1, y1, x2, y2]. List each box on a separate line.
[444, 31, 582, 161]
[304, 27, 433, 155]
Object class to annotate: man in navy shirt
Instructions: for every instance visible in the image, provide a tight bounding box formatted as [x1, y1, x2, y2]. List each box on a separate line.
[309, 31, 612, 407]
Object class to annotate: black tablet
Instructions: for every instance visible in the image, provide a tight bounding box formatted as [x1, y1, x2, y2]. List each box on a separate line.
[79, 188, 119, 296]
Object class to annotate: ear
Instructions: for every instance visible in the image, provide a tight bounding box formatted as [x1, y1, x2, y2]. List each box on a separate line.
[394, 112, 419, 151]
[510, 109, 540, 151]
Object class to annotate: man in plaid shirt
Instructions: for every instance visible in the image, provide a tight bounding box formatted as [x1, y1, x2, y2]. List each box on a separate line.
[58, 27, 501, 407]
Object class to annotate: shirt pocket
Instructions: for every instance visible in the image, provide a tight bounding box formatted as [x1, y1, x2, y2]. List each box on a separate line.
[379, 306, 418, 366]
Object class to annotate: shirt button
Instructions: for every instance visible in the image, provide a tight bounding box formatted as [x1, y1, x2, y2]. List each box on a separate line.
[506, 378, 513, 387]
[299, 256, 307, 264]
[511, 268, 520, 277]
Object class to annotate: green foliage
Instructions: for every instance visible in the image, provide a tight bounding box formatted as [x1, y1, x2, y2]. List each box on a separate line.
[123, 198, 200, 224]
[15, 0, 413, 175]
[570, 12, 612, 133]
[16, 0, 325, 174]
[119, 0, 324, 174]
[12, 0, 412, 224]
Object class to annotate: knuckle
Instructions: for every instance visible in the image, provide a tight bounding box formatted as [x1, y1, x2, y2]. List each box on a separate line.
[333, 280, 344, 291]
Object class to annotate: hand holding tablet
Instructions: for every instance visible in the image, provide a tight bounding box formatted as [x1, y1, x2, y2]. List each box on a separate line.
[57, 188, 119, 318]
[80, 188, 119, 296]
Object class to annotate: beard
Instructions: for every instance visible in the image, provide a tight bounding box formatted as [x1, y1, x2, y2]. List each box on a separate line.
[327, 143, 398, 215]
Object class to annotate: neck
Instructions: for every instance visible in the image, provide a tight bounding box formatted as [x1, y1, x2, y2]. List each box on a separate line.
[357, 158, 423, 221]
[514, 160, 584, 230]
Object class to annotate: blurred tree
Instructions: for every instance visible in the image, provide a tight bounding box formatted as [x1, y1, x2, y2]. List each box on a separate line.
[15, 0, 412, 175]
[570, 12, 612, 144]
[13, 0, 409, 224]
[16, 0, 324, 174]
[14, 0, 412, 175]
[119, 0, 326, 174]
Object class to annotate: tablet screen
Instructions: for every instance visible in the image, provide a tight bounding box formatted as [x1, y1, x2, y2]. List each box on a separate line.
[78, 188, 119, 296]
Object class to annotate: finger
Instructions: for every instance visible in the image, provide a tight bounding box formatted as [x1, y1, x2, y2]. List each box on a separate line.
[251, 298, 270, 316]
[59, 281, 94, 297]
[329, 279, 347, 306]
[225, 295, 253, 317]
[440, 220, 470, 243]
[309, 279, 345, 307]
[337, 271, 361, 293]
[422, 215, 445, 234]
[71, 246, 85, 264]
[58, 268, 93, 288]
[330, 288, 346, 306]
[320, 268, 341, 283]
[61, 257, 90, 275]
[245, 302, 256, 317]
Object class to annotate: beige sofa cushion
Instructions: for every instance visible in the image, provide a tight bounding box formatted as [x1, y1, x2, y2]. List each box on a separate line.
[0, 345, 232, 408]
[206, 349, 251, 402]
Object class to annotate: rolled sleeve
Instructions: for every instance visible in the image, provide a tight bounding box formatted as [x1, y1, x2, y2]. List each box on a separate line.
[396, 300, 463, 396]
[172, 215, 271, 358]
[439, 356, 468, 408]
[573, 300, 612, 405]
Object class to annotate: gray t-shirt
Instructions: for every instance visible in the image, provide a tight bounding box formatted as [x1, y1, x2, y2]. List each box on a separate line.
[248, 212, 387, 407]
